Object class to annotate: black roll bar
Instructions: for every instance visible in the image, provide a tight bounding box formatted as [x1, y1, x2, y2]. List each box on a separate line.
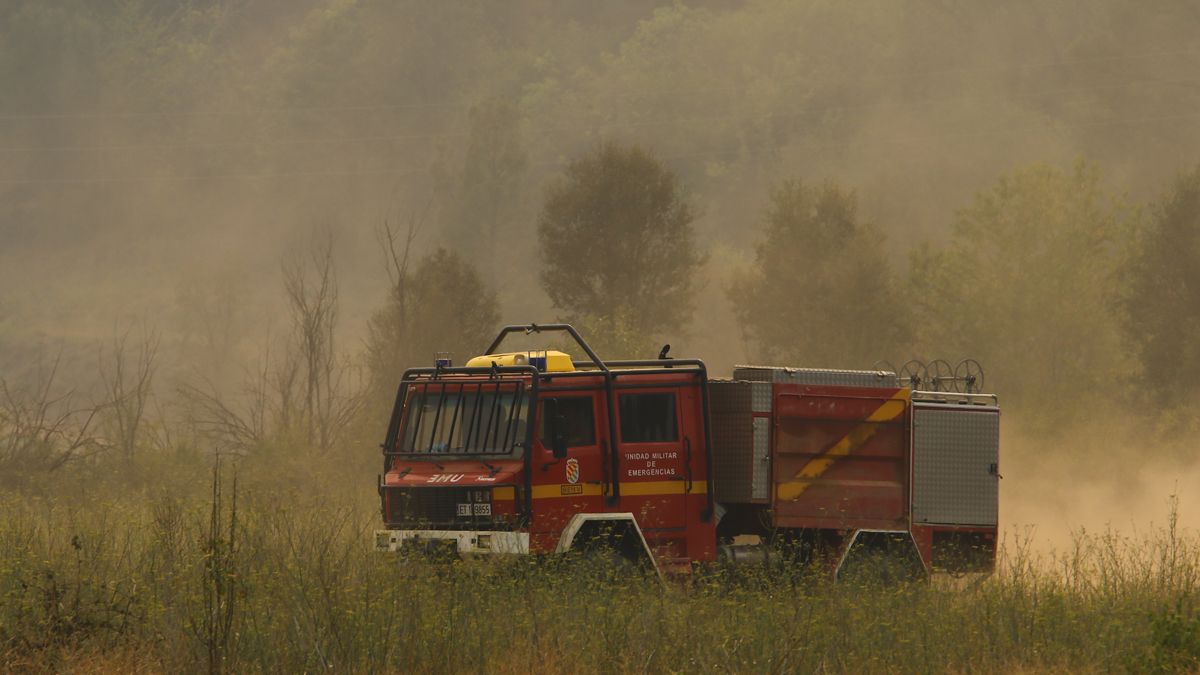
[485, 323, 609, 373]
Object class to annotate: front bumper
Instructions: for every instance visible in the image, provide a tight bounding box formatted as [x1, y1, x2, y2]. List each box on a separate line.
[374, 529, 530, 555]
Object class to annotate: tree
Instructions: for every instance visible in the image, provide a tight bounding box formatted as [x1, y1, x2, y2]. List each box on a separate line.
[365, 222, 499, 422]
[0, 352, 103, 477]
[1122, 165, 1200, 413]
[98, 326, 159, 461]
[537, 142, 703, 358]
[909, 160, 1130, 422]
[181, 234, 364, 453]
[438, 96, 528, 286]
[279, 232, 363, 451]
[729, 179, 909, 367]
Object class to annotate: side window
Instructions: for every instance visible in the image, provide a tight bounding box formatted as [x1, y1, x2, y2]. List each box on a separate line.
[538, 396, 596, 447]
[619, 392, 678, 442]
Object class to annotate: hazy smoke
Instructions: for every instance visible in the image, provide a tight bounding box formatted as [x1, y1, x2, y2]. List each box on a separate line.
[2, 1, 1199, 536]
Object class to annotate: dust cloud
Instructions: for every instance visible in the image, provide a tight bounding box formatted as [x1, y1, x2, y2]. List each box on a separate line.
[1001, 418, 1200, 554]
[2, 1, 1199, 541]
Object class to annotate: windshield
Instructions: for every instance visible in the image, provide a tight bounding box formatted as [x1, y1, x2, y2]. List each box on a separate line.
[399, 382, 530, 455]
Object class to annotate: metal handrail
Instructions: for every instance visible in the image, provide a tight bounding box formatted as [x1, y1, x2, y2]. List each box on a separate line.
[484, 323, 608, 372]
[910, 391, 999, 406]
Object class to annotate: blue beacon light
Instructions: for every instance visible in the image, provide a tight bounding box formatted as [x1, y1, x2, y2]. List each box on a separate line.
[529, 351, 548, 372]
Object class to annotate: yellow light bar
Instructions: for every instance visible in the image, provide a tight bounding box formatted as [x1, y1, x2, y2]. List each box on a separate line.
[464, 350, 575, 372]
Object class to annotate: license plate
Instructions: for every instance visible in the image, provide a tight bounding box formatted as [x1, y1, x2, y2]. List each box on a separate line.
[458, 503, 492, 516]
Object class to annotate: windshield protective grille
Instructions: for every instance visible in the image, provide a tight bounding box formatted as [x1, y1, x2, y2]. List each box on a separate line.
[399, 381, 529, 455]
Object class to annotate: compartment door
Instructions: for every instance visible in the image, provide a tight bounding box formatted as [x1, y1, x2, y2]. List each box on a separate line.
[912, 405, 1000, 526]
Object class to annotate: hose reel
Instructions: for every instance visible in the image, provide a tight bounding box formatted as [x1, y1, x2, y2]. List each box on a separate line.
[887, 358, 986, 393]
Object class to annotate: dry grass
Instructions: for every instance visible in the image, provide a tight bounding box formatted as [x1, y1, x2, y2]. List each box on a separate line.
[1, 454, 1198, 674]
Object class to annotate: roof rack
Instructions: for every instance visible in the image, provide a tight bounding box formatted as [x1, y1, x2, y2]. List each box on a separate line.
[733, 365, 899, 388]
[910, 390, 998, 406]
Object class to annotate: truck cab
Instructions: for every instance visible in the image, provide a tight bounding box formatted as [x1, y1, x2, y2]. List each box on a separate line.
[375, 324, 717, 572]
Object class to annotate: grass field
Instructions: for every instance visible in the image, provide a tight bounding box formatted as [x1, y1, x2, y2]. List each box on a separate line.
[1, 450, 1199, 674]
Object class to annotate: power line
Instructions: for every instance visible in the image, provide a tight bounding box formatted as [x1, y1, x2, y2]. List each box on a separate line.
[0, 166, 429, 186]
[1, 74, 1196, 156]
[0, 129, 470, 154]
[0, 46, 1195, 124]
[0, 100, 472, 122]
[3, 108, 1198, 187]
[658, 111, 1200, 165]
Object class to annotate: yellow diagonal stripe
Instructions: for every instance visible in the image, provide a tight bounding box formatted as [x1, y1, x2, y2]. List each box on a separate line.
[776, 390, 908, 502]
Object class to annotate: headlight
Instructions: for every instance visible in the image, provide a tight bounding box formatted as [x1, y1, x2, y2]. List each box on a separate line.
[375, 531, 393, 550]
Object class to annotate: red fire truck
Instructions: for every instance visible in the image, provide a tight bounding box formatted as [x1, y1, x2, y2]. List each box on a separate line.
[375, 324, 1000, 577]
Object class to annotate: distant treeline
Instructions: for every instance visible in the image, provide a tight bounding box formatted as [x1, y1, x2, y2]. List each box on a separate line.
[2, 1, 1200, 477]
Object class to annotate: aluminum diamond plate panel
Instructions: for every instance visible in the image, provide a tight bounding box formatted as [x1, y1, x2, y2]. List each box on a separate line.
[734, 365, 899, 388]
[751, 382, 772, 413]
[912, 406, 999, 526]
[751, 417, 770, 500]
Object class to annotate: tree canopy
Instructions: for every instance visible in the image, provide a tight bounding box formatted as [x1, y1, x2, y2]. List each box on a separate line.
[730, 179, 908, 367]
[909, 161, 1131, 422]
[1122, 165, 1200, 412]
[436, 96, 527, 286]
[537, 142, 702, 358]
[366, 246, 498, 421]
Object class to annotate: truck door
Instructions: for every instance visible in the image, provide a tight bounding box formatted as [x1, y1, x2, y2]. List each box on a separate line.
[531, 392, 605, 540]
[613, 389, 687, 530]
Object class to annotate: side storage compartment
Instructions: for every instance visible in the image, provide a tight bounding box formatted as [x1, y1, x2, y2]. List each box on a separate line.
[770, 385, 911, 531]
[708, 380, 772, 504]
[911, 399, 1000, 526]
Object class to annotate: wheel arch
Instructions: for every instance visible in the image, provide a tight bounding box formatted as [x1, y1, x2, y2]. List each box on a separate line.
[555, 512, 662, 579]
[835, 528, 929, 582]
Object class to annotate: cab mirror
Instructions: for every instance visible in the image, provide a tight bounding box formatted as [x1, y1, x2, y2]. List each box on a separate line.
[545, 399, 569, 459]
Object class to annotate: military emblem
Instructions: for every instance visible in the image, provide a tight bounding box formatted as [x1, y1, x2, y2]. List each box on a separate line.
[565, 458, 580, 484]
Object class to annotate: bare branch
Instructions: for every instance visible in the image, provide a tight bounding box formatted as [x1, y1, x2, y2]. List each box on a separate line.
[178, 378, 262, 450]
[0, 349, 105, 474]
[98, 326, 160, 460]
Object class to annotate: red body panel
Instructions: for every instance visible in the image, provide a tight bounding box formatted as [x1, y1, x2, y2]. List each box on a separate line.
[771, 385, 910, 531]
